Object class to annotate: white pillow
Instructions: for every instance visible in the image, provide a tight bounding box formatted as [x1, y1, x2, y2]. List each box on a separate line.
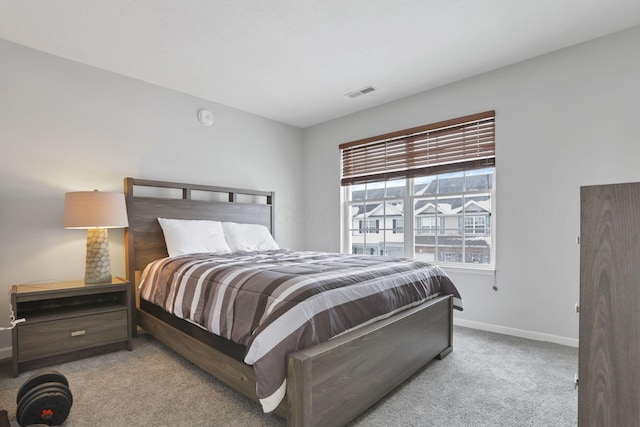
[158, 218, 232, 257]
[222, 222, 279, 252]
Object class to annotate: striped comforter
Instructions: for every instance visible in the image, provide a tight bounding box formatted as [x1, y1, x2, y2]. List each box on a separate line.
[139, 249, 462, 413]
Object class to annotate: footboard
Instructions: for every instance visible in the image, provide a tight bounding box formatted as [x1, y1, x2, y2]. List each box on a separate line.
[286, 295, 453, 427]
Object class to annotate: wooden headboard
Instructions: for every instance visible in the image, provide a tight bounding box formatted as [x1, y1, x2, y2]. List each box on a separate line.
[123, 177, 275, 283]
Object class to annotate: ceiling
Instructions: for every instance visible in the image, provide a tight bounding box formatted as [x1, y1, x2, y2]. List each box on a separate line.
[2, 1, 640, 128]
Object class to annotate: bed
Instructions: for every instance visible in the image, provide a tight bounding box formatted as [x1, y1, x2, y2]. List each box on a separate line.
[124, 177, 461, 427]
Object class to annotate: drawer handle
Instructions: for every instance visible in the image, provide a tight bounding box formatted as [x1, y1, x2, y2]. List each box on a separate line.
[71, 330, 86, 337]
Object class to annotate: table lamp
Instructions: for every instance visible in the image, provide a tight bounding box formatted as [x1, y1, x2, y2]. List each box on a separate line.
[64, 190, 129, 284]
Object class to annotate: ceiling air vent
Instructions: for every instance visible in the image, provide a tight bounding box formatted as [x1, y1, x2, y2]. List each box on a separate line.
[346, 85, 376, 98]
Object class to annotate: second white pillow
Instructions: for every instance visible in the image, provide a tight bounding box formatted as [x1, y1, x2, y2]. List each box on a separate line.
[222, 222, 279, 252]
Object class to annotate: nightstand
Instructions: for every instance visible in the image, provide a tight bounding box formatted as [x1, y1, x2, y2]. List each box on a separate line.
[11, 277, 132, 377]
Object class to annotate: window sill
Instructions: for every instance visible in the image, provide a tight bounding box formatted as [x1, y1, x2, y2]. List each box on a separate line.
[435, 263, 495, 276]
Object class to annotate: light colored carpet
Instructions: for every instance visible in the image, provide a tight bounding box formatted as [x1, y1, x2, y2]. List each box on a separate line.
[0, 326, 578, 426]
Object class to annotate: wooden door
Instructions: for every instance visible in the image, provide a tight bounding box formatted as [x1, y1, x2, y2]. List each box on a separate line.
[579, 182, 640, 426]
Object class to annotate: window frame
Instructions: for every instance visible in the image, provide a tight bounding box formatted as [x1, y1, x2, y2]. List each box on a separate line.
[342, 170, 495, 269]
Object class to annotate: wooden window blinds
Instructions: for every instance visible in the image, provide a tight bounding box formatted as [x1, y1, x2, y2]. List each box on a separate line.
[340, 110, 495, 186]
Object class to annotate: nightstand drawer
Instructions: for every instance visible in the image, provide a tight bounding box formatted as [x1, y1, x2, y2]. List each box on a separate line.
[18, 310, 128, 361]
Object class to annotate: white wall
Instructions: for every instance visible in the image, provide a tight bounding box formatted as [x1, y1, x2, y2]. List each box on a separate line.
[302, 25, 640, 347]
[0, 39, 304, 354]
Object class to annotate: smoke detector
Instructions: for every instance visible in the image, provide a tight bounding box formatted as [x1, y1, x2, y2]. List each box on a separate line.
[197, 109, 214, 126]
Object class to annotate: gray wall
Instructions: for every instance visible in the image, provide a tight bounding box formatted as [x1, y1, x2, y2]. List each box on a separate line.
[0, 39, 304, 354]
[302, 25, 640, 346]
[2, 24, 639, 356]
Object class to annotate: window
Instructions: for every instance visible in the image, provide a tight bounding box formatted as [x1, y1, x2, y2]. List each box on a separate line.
[416, 216, 441, 235]
[464, 215, 489, 234]
[442, 252, 459, 263]
[347, 183, 406, 257]
[359, 219, 379, 234]
[341, 111, 495, 266]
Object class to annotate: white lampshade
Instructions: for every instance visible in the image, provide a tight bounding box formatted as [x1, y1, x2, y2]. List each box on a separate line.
[64, 191, 129, 229]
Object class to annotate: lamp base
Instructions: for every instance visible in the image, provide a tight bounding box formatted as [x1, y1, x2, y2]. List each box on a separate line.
[85, 228, 112, 284]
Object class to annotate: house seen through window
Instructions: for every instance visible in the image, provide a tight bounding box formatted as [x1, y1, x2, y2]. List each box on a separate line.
[345, 169, 494, 264]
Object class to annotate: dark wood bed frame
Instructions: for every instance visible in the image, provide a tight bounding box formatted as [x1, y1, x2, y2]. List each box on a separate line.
[124, 177, 453, 427]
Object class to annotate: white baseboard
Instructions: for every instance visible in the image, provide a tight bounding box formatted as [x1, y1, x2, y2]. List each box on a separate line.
[0, 346, 11, 360]
[453, 318, 579, 348]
